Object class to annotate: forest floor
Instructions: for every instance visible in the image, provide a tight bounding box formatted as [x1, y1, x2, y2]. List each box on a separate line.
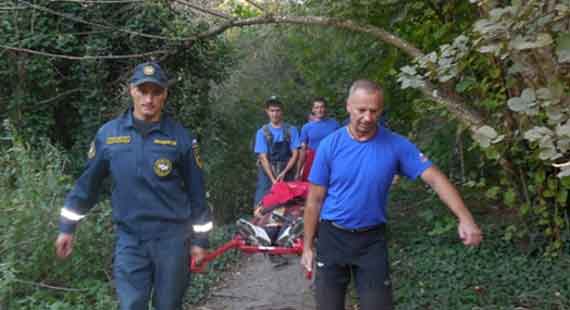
[192, 253, 316, 310]
[190, 182, 570, 310]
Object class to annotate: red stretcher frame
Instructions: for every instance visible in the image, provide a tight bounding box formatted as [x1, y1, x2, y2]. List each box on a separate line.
[190, 235, 312, 279]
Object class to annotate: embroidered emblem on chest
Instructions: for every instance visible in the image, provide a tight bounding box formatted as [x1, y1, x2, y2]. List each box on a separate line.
[154, 158, 173, 177]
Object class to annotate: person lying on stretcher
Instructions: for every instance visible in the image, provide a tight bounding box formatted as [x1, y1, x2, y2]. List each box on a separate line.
[236, 181, 307, 247]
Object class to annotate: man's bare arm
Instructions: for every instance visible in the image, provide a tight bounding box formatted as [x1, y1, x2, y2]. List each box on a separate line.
[301, 183, 326, 272]
[421, 166, 482, 246]
[296, 145, 307, 178]
[258, 153, 276, 183]
[277, 149, 299, 181]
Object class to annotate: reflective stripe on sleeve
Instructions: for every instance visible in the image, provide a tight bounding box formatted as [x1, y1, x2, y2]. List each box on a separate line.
[60, 208, 86, 222]
[193, 222, 213, 233]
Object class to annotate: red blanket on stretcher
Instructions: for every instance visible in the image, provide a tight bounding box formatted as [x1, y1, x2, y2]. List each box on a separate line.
[260, 181, 309, 209]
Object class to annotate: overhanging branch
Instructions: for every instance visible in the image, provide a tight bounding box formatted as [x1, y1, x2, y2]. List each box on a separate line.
[174, 0, 232, 19]
[185, 15, 424, 59]
[1, 45, 170, 60]
[421, 82, 485, 129]
[180, 14, 483, 131]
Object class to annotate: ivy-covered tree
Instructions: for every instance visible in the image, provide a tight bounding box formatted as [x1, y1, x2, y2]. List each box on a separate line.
[0, 0, 232, 165]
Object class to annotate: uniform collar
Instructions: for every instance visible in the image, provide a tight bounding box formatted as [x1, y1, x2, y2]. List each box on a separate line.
[123, 107, 169, 133]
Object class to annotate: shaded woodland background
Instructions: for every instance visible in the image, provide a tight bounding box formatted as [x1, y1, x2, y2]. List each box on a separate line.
[1, 0, 569, 308]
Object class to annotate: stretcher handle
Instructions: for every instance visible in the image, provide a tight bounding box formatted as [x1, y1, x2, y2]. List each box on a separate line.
[190, 238, 243, 272]
[190, 235, 313, 282]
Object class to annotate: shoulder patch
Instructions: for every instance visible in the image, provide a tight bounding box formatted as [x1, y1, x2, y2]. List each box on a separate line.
[192, 139, 204, 169]
[87, 141, 96, 159]
[106, 136, 131, 144]
[154, 139, 177, 146]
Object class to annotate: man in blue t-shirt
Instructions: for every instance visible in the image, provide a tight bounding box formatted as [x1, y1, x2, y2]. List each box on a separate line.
[301, 80, 482, 310]
[253, 96, 300, 206]
[296, 97, 340, 181]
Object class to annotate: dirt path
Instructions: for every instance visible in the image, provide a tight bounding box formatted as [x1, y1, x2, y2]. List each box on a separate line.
[195, 254, 316, 310]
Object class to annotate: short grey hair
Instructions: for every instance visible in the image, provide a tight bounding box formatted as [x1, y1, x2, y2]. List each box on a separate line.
[348, 79, 383, 97]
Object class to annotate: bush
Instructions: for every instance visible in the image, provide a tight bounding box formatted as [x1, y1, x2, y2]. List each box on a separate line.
[0, 129, 242, 308]
[0, 132, 116, 309]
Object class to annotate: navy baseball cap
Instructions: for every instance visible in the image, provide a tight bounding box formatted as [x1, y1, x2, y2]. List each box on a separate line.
[129, 62, 168, 88]
[265, 95, 282, 107]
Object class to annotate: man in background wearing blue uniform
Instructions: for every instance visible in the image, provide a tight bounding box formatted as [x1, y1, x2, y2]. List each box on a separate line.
[301, 80, 482, 310]
[253, 97, 300, 206]
[54, 62, 213, 310]
[296, 97, 339, 181]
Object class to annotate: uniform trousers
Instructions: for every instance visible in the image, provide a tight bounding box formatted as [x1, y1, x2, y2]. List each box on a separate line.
[114, 231, 190, 310]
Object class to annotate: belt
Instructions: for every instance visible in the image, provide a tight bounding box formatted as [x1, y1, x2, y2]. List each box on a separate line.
[321, 220, 385, 233]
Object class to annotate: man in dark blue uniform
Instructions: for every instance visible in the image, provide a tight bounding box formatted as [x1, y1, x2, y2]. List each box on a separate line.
[301, 80, 482, 310]
[252, 96, 300, 206]
[54, 62, 212, 310]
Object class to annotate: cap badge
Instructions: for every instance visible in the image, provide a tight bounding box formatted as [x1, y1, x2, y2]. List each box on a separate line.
[143, 65, 155, 76]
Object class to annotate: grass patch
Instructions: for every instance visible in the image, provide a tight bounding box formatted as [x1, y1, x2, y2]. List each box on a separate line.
[388, 181, 570, 309]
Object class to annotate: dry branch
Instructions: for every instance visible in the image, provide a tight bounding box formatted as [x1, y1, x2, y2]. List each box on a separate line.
[0, 45, 170, 60]
[174, 0, 231, 19]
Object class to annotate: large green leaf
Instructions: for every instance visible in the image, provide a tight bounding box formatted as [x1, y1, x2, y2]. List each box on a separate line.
[510, 33, 553, 50]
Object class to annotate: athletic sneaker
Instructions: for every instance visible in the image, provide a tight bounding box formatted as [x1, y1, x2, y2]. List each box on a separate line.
[289, 218, 304, 240]
[275, 225, 292, 246]
[236, 219, 272, 246]
[276, 219, 304, 246]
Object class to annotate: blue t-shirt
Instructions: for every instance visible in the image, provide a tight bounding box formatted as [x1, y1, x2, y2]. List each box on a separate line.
[254, 123, 300, 154]
[299, 118, 340, 150]
[309, 126, 432, 229]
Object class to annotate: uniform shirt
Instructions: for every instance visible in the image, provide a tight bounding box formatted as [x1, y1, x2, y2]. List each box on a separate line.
[299, 118, 340, 150]
[59, 108, 212, 245]
[309, 126, 432, 229]
[254, 123, 300, 154]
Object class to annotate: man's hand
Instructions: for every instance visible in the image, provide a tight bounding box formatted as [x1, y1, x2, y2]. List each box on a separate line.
[191, 245, 207, 266]
[300, 247, 315, 273]
[275, 172, 285, 183]
[55, 233, 74, 259]
[458, 221, 482, 246]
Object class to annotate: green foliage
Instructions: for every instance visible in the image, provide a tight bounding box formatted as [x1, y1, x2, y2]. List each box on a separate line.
[0, 130, 116, 309]
[389, 184, 570, 309]
[395, 0, 570, 252]
[0, 0, 232, 175]
[0, 129, 242, 307]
